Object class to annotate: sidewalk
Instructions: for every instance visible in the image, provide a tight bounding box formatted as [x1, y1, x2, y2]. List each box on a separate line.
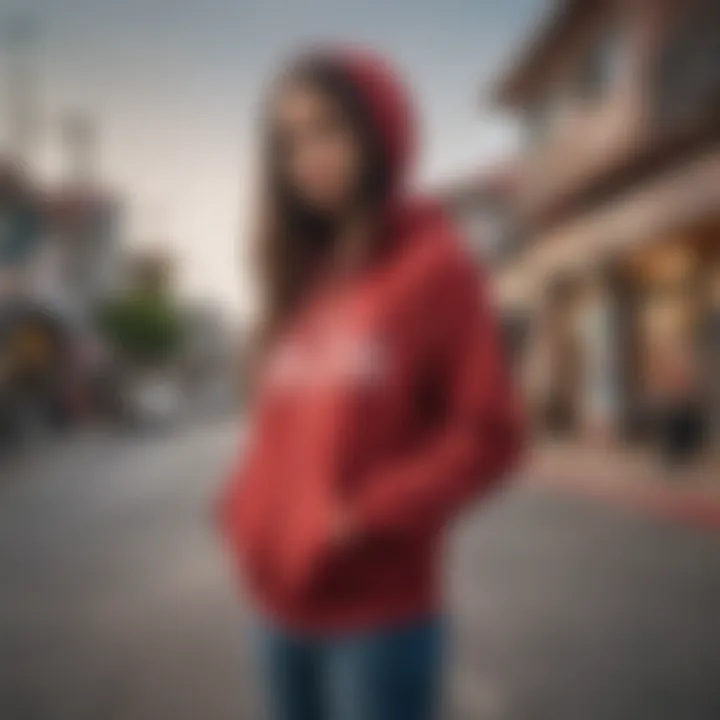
[527, 441, 720, 532]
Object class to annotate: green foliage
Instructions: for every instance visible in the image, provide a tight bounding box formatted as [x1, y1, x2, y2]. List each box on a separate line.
[98, 292, 183, 367]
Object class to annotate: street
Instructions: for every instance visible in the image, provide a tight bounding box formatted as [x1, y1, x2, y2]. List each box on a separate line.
[2, 422, 720, 720]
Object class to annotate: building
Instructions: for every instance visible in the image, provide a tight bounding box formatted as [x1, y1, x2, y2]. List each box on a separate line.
[177, 301, 240, 415]
[0, 163, 70, 439]
[1, 164, 126, 438]
[179, 302, 229, 370]
[437, 165, 519, 264]
[0, 162, 42, 291]
[436, 165, 530, 368]
[490, 0, 720, 450]
[40, 187, 124, 327]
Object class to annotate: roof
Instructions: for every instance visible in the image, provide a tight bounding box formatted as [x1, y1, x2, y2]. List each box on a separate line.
[492, 0, 600, 106]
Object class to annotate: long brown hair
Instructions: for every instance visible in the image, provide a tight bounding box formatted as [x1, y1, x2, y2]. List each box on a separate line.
[252, 53, 392, 351]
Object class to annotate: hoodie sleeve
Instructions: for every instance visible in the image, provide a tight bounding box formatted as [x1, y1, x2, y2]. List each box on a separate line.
[354, 245, 525, 536]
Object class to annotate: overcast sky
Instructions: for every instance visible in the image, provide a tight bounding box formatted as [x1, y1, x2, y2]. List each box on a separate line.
[1, 0, 547, 318]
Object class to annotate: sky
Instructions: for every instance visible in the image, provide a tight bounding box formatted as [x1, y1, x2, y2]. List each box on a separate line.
[1, 0, 547, 319]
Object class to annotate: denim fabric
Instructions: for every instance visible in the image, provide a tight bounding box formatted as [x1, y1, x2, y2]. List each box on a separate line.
[254, 616, 443, 720]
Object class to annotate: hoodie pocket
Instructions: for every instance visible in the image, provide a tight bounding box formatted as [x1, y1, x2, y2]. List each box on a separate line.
[216, 458, 274, 582]
[267, 483, 336, 599]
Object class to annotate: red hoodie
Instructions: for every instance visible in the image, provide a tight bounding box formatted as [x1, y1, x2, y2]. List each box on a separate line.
[218, 50, 524, 633]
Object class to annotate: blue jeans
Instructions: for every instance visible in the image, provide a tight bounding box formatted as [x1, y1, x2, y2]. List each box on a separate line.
[254, 617, 443, 720]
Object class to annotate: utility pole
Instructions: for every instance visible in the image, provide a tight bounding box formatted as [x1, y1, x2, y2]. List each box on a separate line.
[5, 12, 39, 168]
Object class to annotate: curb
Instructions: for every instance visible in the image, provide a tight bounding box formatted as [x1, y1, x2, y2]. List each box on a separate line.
[530, 465, 720, 533]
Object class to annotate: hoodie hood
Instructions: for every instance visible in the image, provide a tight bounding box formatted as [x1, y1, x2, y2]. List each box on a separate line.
[331, 48, 416, 194]
[333, 48, 450, 250]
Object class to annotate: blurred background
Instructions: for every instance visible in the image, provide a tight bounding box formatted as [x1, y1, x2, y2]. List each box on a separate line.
[1, 0, 720, 718]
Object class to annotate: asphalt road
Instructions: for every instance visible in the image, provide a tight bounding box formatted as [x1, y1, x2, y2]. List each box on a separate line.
[2, 421, 720, 720]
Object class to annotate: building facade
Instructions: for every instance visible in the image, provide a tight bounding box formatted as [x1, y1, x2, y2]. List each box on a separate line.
[436, 166, 530, 369]
[1, 165, 125, 440]
[490, 0, 720, 451]
[40, 188, 124, 328]
[1, 164, 68, 439]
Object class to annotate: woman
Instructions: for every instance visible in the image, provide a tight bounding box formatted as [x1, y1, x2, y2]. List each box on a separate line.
[217, 47, 524, 720]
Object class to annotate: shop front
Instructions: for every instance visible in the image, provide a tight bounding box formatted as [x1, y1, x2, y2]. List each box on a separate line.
[514, 152, 720, 460]
[617, 228, 718, 453]
[0, 302, 71, 445]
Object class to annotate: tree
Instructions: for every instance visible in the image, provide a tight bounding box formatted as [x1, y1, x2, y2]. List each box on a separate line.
[97, 292, 183, 368]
